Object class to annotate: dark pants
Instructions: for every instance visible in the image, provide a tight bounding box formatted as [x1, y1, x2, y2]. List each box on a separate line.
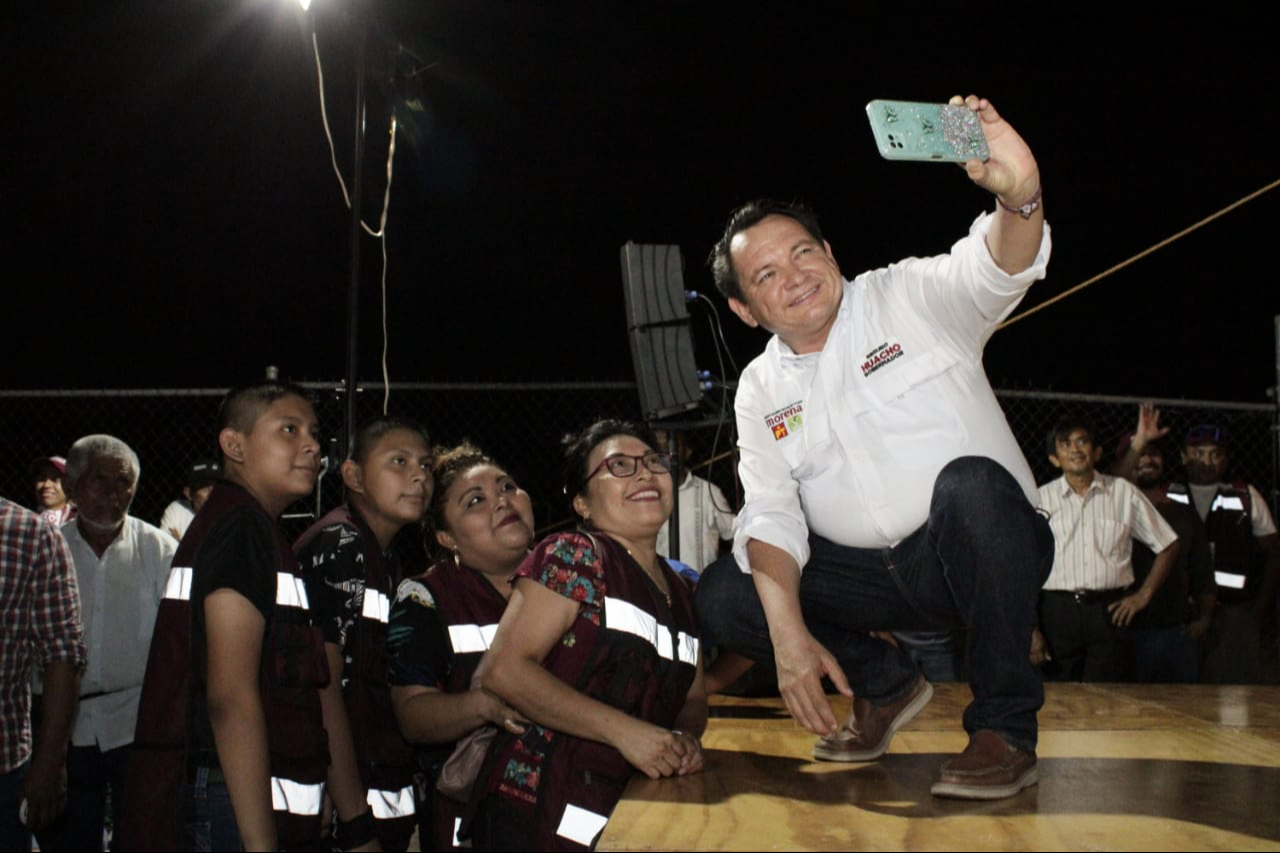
[35, 743, 130, 852]
[1128, 626, 1199, 683]
[1, 761, 31, 853]
[1201, 600, 1261, 684]
[696, 456, 1053, 751]
[1039, 590, 1128, 682]
[181, 767, 243, 852]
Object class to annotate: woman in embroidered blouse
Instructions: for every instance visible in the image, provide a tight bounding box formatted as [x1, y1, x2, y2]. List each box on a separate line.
[387, 442, 535, 850]
[467, 419, 708, 851]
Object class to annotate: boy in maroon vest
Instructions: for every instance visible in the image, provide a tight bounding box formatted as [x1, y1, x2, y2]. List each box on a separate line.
[120, 382, 332, 851]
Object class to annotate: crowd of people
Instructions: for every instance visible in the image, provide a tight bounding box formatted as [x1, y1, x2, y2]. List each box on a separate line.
[3, 94, 1278, 852]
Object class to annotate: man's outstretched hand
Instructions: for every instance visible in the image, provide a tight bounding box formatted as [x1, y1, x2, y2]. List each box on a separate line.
[950, 94, 1040, 209]
[772, 628, 853, 736]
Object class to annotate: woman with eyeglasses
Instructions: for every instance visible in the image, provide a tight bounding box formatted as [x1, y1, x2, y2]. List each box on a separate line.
[462, 419, 707, 851]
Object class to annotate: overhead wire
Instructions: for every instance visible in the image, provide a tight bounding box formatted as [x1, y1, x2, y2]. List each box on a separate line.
[998, 177, 1279, 331]
[310, 26, 400, 414]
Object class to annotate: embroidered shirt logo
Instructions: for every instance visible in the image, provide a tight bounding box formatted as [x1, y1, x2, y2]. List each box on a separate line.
[861, 341, 904, 377]
[765, 402, 804, 441]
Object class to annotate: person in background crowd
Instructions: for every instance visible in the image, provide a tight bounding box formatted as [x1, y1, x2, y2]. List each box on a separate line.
[1115, 413, 1280, 684]
[0, 497, 85, 853]
[1116, 408, 1280, 683]
[653, 430, 735, 577]
[296, 417, 433, 852]
[466, 419, 706, 850]
[1034, 418, 1177, 682]
[1112, 418, 1214, 682]
[31, 456, 75, 527]
[388, 441, 533, 851]
[35, 435, 175, 852]
[159, 459, 222, 542]
[119, 381, 329, 851]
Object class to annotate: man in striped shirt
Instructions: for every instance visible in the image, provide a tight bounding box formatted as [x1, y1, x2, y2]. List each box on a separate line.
[1034, 418, 1178, 681]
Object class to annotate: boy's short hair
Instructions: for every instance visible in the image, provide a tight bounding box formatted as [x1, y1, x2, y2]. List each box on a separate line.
[1046, 416, 1097, 458]
[216, 381, 316, 437]
[349, 416, 431, 465]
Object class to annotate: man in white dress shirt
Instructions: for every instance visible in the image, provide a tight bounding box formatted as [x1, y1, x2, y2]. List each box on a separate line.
[696, 95, 1055, 800]
[654, 431, 735, 575]
[37, 435, 175, 851]
[1034, 418, 1178, 681]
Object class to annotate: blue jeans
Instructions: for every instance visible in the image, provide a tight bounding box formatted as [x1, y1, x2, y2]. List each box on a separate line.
[893, 630, 962, 682]
[1, 761, 31, 853]
[696, 456, 1053, 751]
[181, 768, 243, 852]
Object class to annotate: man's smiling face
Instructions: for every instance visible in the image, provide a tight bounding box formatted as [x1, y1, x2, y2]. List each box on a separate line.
[727, 214, 844, 355]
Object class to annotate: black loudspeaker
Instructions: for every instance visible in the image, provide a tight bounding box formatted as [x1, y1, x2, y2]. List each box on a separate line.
[620, 242, 703, 420]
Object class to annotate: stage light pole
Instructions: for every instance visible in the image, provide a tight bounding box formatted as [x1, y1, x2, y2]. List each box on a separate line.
[343, 16, 366, 456]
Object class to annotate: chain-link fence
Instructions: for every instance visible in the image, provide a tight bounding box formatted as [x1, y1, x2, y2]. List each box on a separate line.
[2, 383, 1275, 545]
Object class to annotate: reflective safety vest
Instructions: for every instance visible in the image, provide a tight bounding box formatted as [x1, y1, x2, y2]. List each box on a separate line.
[116, 481, 329, 851]
[417, 558, 512, 850]
[1167, 481, 1257, 601]
[296, 505, 417, 850]
[466, 532, 700, 852]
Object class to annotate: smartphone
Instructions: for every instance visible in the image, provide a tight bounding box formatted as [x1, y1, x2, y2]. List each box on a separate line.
[865, 100, 989, 162]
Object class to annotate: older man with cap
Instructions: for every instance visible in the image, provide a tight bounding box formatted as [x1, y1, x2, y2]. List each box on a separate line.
[158, 458, 221, 542]
[30, 456, 75, 527]
[35, 435, 175, 851]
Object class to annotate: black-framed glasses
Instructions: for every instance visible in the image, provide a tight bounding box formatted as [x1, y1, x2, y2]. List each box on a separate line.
[586, 451, 672, 481]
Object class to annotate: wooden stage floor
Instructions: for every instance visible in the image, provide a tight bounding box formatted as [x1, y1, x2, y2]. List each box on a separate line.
[599, 683, 1280, 851]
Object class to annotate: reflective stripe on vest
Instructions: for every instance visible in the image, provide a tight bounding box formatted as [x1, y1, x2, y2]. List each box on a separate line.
[164, 566, 194, 600]
[1211, 494, 1245, 513]
[1167, 492, 1190, 505]
[1215, 571, 1247, 589]
[162, 567, 309, 610]
[276, 573, 310, 610]
[366, 784, 415, 819]
[361, 588, 391, 624]
[271, 776, 324, 815]
[448, 623, 499, 654]
[604, 596, 700, 665]
[556, 803, 609, 847]
[452, 816, 472, 848]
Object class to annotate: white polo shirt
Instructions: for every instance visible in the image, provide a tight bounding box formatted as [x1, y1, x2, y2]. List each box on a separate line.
[1038, 473, 1178, 591]
[733, 212, 1050, 573]
[61, 515, 176, 750]
[656, 473, 736, 574]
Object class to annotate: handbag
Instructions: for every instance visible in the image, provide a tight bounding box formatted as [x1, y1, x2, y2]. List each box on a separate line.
[435, 723, 500, 801]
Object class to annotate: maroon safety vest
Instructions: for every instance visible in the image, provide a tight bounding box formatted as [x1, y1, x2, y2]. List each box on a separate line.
[117, 481, 330, 851]
[467, 531, 700, 851]
[412, 558, 511, 851]
[295, 505, 417, 850]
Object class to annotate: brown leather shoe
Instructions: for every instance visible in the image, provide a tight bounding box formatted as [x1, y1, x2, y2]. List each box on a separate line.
[930, 729, 1038, 799]
[813, 676, 932, 762]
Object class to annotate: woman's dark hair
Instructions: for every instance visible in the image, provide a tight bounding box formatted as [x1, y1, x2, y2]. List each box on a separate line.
[561, 418, 660, 500]
[349, 416, 431, 464]
[423, 440, 499, 559]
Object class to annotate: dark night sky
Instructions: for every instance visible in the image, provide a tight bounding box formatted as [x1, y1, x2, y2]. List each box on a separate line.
[6, 4, 1278, 402]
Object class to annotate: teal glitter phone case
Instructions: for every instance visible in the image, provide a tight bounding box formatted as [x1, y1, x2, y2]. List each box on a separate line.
[865, 100, 990, 162]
